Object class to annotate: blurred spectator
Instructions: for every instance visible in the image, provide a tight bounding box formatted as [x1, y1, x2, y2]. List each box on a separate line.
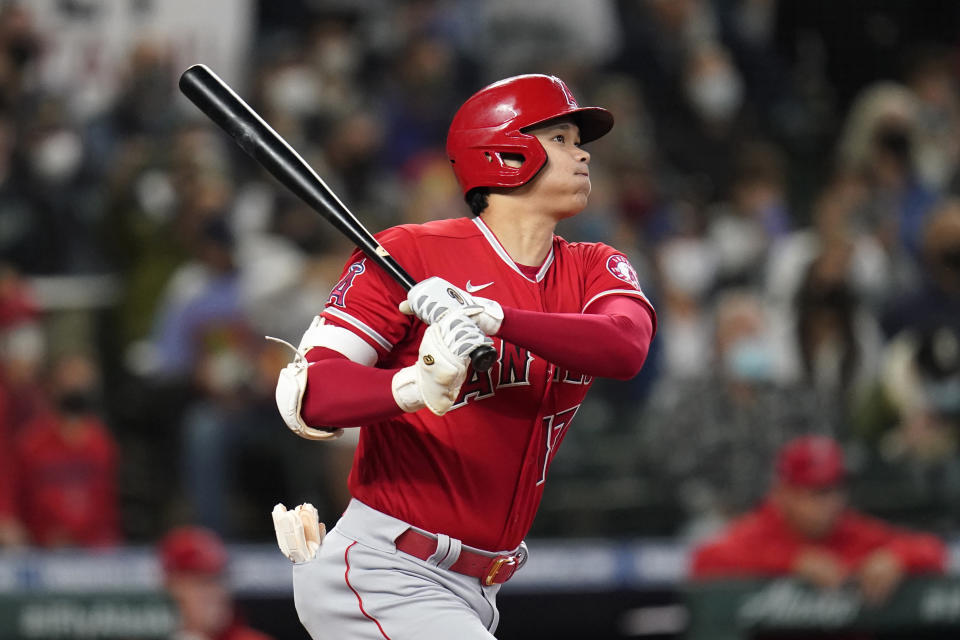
[0, 266, 46, 430]
[159, 525, 274, 640]
[652, 205, 718, 380]
[790, 245, 880, 413]
[0, 3, 41, 111]
[641, 290, 834, 539]
[13, 94, 103, 274]
[380, 33, 467, 171]
[102, 123, 232, 353]
[692, 435, 947, 605]
[852, 323, 960, 530]
[613, 0, 719, 124]
[707, 140, 791, 289]
[657, 41, 759, 203]
[766, 172, 891, 313]
[8, 352, 120, 547]
[0, 265, 43, 547]
[177, 334, 337, 536]
[904, 45, 960, 192]
[882, 198, 960, 339]
[147, 216, 243, 379]
[478, 0, 622, 81]
[0, 426, 24, 545]
[835, 82, 939, 270]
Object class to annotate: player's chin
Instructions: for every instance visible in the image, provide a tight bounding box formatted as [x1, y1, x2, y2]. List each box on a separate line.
[572, 186, 591, 209]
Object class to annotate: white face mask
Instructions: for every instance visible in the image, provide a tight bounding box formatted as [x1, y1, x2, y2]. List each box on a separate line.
[265, 66, 321, 117]
[315, 37, 360, 77]
[686, 71, 744, 123]
[659, 238, 718, 298]
[29, 129, 83, 184]
[723, 336, 773, 382]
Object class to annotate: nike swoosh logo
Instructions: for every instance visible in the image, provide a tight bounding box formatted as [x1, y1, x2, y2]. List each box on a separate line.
[465, 280, 494, 293]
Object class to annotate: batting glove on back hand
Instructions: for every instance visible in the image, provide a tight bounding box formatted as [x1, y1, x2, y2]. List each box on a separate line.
[392, 311, 493, 415]
[273, 502, 325, 563]
[399, 276, 503, 335]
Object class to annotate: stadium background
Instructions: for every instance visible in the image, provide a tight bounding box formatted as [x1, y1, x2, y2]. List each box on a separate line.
[2, 0, 960, 638]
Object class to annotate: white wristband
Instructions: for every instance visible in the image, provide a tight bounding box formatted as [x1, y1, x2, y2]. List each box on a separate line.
[391, 366, 425, 413]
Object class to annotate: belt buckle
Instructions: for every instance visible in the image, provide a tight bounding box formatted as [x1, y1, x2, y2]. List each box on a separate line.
[483, 555, 517, 586]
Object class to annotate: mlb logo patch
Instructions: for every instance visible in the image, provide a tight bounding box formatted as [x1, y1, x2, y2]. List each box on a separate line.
[606, 254, 641, 290]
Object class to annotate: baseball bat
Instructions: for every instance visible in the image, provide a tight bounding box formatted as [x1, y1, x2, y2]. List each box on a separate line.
[178, 64, 496, 372]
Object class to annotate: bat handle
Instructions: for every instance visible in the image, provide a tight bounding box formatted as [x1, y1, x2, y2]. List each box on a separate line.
[470, 344, 497, 373]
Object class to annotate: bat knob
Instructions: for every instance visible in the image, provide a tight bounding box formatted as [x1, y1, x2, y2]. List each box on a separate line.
[470, 344, 498, 373]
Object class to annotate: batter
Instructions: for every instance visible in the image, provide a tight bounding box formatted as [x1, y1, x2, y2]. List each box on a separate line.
[272, 74, 657, 639]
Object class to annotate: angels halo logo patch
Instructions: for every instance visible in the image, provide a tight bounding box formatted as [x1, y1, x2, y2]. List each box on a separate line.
[606, 254, 641, 290]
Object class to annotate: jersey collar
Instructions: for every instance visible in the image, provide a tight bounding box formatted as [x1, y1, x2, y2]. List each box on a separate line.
[472, 217, 554, 283]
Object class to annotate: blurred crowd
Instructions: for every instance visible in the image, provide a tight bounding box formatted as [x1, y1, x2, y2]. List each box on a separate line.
[1, 0, 960, 548]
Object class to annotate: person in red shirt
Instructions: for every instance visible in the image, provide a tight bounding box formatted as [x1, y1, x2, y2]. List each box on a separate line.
[0, 383, 25, 547]
[10, 353, 120, 547]
[691, 435, 947, 604]
[270, 74, 656, 639]
[159, 526, 274, 640]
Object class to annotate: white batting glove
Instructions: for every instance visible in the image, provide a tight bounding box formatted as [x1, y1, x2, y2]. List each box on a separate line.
[273, 502, 326, 563]
[392, 311, 493, 415]
[271, 335, 343, 441]
[399, 277, 503, 335]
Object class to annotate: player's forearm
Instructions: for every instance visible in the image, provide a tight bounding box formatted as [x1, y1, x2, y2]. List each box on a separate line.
[302, 349, 405, 427]
[497, 298, 654, 380]
[883, 534, 948, 573]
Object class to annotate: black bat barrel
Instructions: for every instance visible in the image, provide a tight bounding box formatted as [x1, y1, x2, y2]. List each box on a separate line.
[178, 64, 497, 372]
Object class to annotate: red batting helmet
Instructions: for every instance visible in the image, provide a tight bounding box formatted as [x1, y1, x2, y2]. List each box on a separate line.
[446, 74, 614, 195]
[159, 526, 228, 575]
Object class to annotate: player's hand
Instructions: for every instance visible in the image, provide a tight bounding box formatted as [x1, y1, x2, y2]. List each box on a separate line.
[392, 311, 493, 415]
[792, 548, 848, 590]
[400, 277, 503, 335]
[856, 548, 904, 605]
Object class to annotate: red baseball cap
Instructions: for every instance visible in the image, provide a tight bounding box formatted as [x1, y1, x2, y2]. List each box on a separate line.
[158, 526, 228, 575]
[775, 435, 846, 488]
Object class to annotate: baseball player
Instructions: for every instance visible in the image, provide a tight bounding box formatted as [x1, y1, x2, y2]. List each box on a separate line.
[271, 74, 656, 639]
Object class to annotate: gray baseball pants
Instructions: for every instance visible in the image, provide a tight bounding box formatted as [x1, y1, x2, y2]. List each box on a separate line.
[293, 499, 527, 639]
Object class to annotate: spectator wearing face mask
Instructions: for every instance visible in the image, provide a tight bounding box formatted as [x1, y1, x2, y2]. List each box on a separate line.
[835, 82, 939, 275]
[640, 290, 834, 540]
[656, 41, 759, 204]
[692, 435, 946, 606]
[7, 353, 120, 547]
[0, 265, 44, 547]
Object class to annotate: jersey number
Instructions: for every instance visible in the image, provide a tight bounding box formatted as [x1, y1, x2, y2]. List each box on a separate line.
[536, 405, 581, 486]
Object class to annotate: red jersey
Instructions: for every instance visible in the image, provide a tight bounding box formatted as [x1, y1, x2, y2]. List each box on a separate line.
[691, 500, 947, 578]
[12, 413, 120, 547]
[319, 216, 654, 550]
[0, 385, 13, 519]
